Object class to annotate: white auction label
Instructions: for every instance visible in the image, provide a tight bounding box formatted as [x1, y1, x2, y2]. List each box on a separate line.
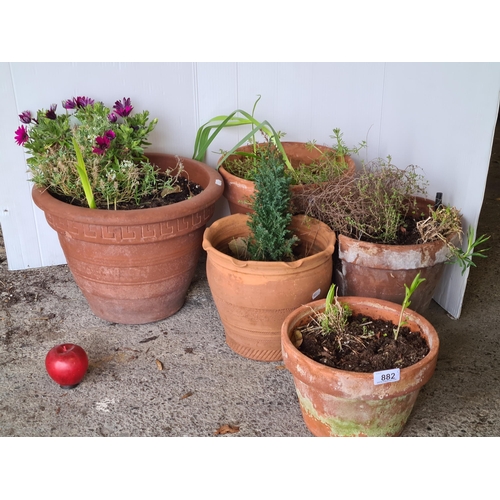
[312, 288, 321, 300]
[373, 368, 400, 385]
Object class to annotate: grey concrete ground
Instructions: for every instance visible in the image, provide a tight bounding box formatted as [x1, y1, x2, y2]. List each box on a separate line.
[1, 125, 499, 437]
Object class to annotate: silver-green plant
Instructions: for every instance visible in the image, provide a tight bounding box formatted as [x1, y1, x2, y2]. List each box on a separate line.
[394, 272, 426, 340]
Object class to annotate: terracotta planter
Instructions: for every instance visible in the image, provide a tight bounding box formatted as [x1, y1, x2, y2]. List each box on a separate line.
[202, 214, 336, 361]
[32, 153, 224, 325]
[281, 296, 439, 437]
[335, 198, 460, 313]
[218, 142, 356, 215]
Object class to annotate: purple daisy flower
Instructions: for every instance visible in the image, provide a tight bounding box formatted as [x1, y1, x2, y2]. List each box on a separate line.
[104, 130, 116, 140]
[45, 104, 57, 120]
[107, 112, 118, 123]
[92, 135, 111, 155]
[113, 97, 133, 117]
[75, 96, 95, 108]
[62, 98, 77, 110]
[19, 110, 32, 124]
[14, 125, 29, 145]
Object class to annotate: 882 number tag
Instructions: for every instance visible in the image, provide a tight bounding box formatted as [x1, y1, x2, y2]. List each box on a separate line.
[373, 368, 400, 385]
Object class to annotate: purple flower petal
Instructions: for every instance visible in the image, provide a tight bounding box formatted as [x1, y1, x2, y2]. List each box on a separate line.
[113, 97, 133, 117]
[45, 104, 57, 120]
[92, 135, 111, 154]
[75, 96, 95, 108]
[107, 112, 118, 123]
[105, 130, 116, 140]
[14, 125, 29, 145]
[62, 98, 77, 110]
[19, 110, 32, 124]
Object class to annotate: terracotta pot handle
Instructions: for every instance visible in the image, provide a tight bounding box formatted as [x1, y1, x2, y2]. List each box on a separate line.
[285, 260, 305, 269]
[230, 258, 248, 268]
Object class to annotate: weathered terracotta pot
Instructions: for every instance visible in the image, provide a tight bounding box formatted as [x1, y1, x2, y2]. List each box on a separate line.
[219, 142, 356, 215]
[202, 214, 336, 361]
[281, 296, 439, 436]
[32, 153, 224, 325]
[335, 198, 460, 313]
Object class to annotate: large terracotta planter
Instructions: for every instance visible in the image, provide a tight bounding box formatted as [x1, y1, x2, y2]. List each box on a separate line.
[335, 198, 460, 313]
[202, 214, 336, 361]
[32, 153, 224, 325]
[219, 142, 356, 215]
[281, 296, 439, 437]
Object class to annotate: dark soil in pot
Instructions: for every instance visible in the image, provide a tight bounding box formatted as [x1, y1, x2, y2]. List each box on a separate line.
[49, 175, 203, 210]
[363, 215, 422, 245]
[295, 313, 430, 373]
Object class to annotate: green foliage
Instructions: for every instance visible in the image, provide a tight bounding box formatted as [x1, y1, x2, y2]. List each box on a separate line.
[394, 273, 426, 340]
[329, 128, 367, 157]
[16, 97, 168, 209]
[448, 226, 490, 275]
[351, 157, 428, 243]
[319, 284, 352, 336]
[246, 146, 299, 261]
[193, 95, 293, 171]
[300, 128, 367, 183]
[224, 126, 366, 187]
[193, 96, 366, 187]
[71, 137, 96, 209]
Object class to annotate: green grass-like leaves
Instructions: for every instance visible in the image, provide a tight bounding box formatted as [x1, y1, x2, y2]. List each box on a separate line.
[193, 96, 293, 172]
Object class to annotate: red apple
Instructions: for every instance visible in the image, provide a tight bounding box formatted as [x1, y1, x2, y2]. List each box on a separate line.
[45, 343, 89, 389]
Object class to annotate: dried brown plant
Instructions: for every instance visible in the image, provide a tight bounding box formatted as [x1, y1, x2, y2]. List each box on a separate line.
[416, 205, 463, 244]
[298, 157, 429, 244]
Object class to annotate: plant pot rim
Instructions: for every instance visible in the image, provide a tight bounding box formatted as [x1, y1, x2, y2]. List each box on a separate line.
[281, 295, 439, 397]
[203, 213, 336, 270]
[221, 141, 336, 158]
[31, 153, 224, 226]
[337, 231, 459, 272]
[338, 231, 459, 252]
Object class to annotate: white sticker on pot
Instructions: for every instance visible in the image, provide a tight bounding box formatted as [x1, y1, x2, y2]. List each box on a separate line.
[312, 288, 321, 300]
[373, 368, 400, 385]
[215, 179, 222, 186]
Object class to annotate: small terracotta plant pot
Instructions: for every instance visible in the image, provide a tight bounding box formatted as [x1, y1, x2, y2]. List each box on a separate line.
[281, 296, 439, 436]
[203, 214, 336, 361]
[218, 142, 356, 215]
[32, 154, 224, 324]
[335, 198, 461, 313]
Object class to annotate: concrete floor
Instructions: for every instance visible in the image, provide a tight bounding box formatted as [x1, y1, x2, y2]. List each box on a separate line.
[1, 125, 499, 438]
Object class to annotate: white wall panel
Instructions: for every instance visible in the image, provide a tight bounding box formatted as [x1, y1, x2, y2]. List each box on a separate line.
[198, 63, 385, 166]
[378, 63, 500, 317]
[0, 62, 50, 269]
[195, 62, 239, 219]
[235, 62, 384, 160]
[1, 62, 499, 317]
